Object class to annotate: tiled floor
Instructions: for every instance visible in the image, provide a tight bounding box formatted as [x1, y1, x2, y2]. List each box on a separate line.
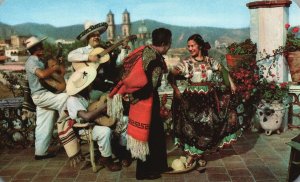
[0, 129, 299, 182]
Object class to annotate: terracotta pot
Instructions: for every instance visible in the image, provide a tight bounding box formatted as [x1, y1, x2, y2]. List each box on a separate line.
[225, 54, 255, 70]
[287, 51, 300, 83]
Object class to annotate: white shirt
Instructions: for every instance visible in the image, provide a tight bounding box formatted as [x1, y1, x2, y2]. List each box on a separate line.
[66, 94, 88, 120]
[68, 44, 127, 66]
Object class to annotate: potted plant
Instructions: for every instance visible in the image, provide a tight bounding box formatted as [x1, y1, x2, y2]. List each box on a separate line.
[226, 39, 257, 70]
[257, 78, 289, 104]
[255, 78, 289, 135]
[285, 23, 300, 83]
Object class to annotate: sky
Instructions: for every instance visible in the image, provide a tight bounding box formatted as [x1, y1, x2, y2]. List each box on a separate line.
[0, 0, 300, 28]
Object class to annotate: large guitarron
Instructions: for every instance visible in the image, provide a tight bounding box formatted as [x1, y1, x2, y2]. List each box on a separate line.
[72, 35, 137, 71]
[88, 94, 115, 127]
[40, 42, 66, 93]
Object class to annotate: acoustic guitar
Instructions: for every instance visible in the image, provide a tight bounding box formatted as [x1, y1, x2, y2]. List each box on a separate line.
[72, 35, 137, 71]
[40, 43, 66, 93]
[88, 94, 115, 127]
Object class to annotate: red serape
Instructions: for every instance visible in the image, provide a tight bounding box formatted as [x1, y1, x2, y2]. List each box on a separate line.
[108, 46, 153, 161]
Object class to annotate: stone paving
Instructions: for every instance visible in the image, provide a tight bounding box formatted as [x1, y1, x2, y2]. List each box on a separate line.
[0, 129, 299, 182]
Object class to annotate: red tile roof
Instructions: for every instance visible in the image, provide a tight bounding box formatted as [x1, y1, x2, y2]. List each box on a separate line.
[0, 56, 9, 61]
[0, 64, 25, 71]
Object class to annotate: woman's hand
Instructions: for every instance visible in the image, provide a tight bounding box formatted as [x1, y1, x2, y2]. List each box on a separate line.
[230, 80, 237, 94]
[217, 63, 222, 71]
[228, 74, 237, 94]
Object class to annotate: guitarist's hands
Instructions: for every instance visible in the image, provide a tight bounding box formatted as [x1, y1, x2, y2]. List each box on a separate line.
[122, 40, 130, 50]
[88, 54, 99, 62]
[50, 64, 60, 72]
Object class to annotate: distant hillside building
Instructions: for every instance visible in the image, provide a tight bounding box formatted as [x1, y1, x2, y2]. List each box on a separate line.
[0, 40, 9, 50]
[55, 39, 75, 45]
[10, 35, 29, 49]
[106, 10, 151, 49]
[2, 35, 30, 62]
[214, 40, 227, 49]
[136, 20, 152, 47]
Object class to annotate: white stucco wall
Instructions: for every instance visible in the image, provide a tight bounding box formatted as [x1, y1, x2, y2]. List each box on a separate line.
[258, 7, 289, 82]
[248, 1, 291, 132]
[249, 3, 290, 83]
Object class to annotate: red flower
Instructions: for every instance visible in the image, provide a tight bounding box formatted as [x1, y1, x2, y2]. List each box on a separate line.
[201, 73, 207, 78]
[285, 23, 290, 30]
[200, 64, 205, 69]
[280, 82, 288, 88]
[292, 27, 300, 33]
[270, 84, 276, 89]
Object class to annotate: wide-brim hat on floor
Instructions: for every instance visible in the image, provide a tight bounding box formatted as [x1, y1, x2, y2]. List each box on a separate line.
[24, 36, 47, 50]
[66, 66, 97, 96]
[171, 158, 185, 171]
[76, 21, 108, 41]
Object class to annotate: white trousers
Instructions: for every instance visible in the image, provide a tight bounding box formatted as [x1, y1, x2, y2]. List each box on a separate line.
[92, 125, 112, 157]
[32, 91, 68, 155]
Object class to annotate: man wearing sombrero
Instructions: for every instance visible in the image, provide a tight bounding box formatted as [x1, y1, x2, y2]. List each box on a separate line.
[24, 36, 69, 160]
[59, 66, 121, 171]
[68, 21, 128, 89]
[68, 21, 110, 64]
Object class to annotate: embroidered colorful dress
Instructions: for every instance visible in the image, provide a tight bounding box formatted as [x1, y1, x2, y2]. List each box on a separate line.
[172, 57, 238, 156]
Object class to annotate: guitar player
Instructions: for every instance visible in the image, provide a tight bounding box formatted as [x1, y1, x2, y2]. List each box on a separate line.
[67, 21, 132, 168]
[68, 21, 129, 92]
[24, 36, 69, 160]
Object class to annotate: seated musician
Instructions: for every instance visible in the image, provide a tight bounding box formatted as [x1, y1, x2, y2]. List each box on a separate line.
[61, 66, 121, 171]
[24, 36, 69, 160]
[67, 21, 132, 167]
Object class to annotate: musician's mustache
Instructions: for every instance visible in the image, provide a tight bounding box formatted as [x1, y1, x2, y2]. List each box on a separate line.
[92, 37, 100, 42]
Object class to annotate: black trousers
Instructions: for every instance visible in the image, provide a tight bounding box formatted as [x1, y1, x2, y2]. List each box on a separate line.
[136, 92, 168, 177]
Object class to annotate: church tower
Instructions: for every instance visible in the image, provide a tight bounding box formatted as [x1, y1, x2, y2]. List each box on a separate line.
[106, 10, 115, 41]
[122, 9, 131, 37]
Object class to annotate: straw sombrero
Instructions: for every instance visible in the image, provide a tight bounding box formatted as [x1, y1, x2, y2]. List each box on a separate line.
[171, 159, 185, 171]
[24, 36, 47, 50]
[165, 156, 197, 174]
[76, 21, 108, 41]
[66, 66, 97, 96]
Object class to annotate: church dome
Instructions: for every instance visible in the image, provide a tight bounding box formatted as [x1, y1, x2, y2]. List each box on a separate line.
[138, 20, 148, 34]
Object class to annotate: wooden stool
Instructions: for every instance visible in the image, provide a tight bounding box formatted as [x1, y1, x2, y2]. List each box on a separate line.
[73, 122, 97, 173]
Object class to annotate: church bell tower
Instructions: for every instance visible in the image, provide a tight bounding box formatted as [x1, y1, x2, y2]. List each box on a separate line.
[122, 9, 131, 37]
[106, 10, 115, 41]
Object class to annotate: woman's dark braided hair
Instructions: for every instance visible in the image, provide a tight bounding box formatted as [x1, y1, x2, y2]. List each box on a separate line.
[187, 34, 211, 56]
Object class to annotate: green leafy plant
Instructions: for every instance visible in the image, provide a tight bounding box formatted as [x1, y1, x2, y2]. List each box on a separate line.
[257, 78, 289, 104]
[2, 71, 25, 97]
[226, 39, 257, 55]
